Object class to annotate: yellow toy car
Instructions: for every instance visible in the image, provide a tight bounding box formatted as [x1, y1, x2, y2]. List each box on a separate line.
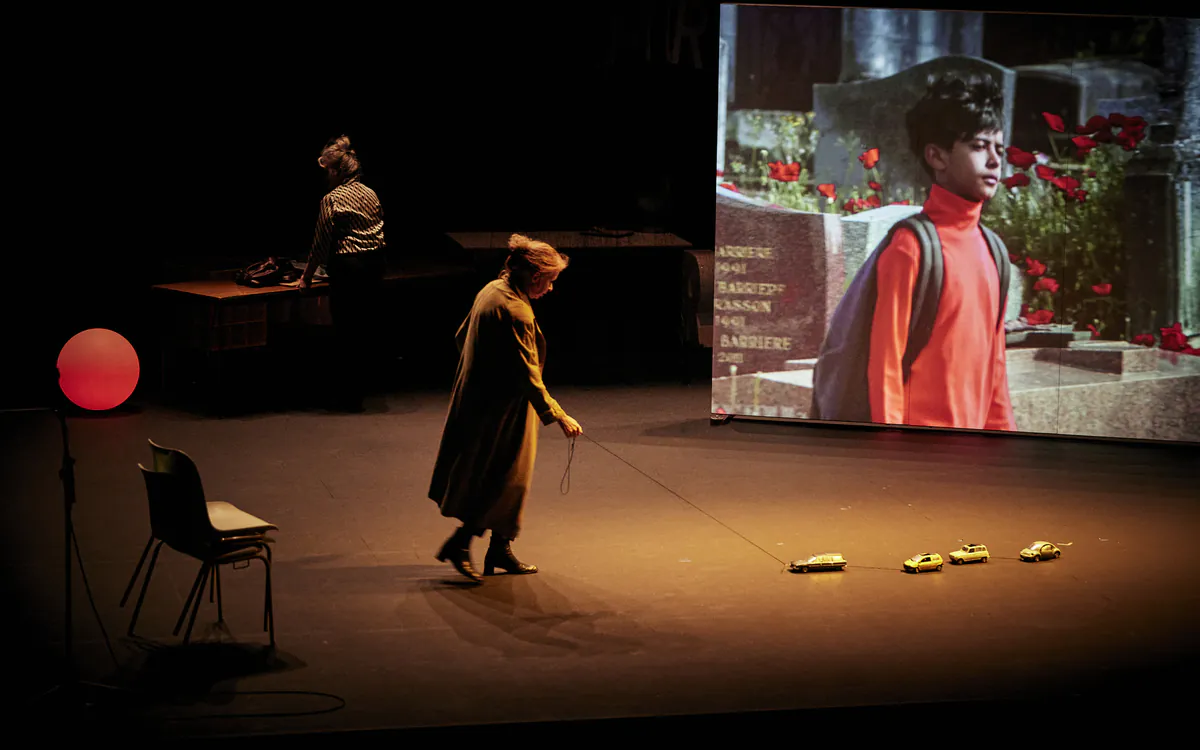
[1020, 541, 1061, 562]
[903, 552, 943, 573]
[788, 553, 848, 573]
[949, 543, 989, 564]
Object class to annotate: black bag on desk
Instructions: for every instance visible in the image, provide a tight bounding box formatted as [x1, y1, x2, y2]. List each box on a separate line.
[235, 257, 299, 287]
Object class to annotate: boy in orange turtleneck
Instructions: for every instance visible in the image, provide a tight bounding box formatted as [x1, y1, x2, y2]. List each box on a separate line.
[868, 74, 1015, 430]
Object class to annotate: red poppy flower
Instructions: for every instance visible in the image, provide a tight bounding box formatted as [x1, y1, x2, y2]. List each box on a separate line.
[768, 161, 801, 182]
[1115, 123, 1147, 150]
[818, 183, 837, 200]
[1027, 309, 1054, 325]
[1093, 130, 1113, 143]
[1072, 189, 1089, 203]
[1034, 277, 1060, 293]
[1087, 170, 1097, 177]
[1042, 112, 1066, 132]
[1075, 115, 1112, 135]
[1002, 173, 1031, 188]
[1092, 283, 1111, 296]
[1072, 135, 1098, 153]
[716, 169, 724, 177]
[1087, 324, 1100, 339]
[858, 148, 880, 170]
[1160, 322, 1188, 351]
[1051, 175, 1081, 192]
[1109, 113, 1128, 127]
[890, 200, 911, 206]
[1035, 165, 1056, 181]
[1132, 333, 1156, 347]
[1184, 347, 1200, 357]
[719, 182, 739, 193]
[1009, 253, 1022, 264]
[1025, 257, 1047, 277]
[1006, 147, 1037, 170]
[869, 181, 882, 191]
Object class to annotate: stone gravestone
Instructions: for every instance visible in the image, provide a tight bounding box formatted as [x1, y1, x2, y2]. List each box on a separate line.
[730, 111, 793, 153]
[719, 4, 737, 103]
[1180, 20, 1200, 336]
[812, 56, 1017, 209]
[712, 187, 844, 382]
[1010, 60, 1163, 155]
[1124, 157, 1183, 338]
[1123, 19, 1200, 338]
[839, 8, 983, 83]
[1169, 18, 1200, 336]
[839, 203, 923, 283]
[718, 36, 729, 176]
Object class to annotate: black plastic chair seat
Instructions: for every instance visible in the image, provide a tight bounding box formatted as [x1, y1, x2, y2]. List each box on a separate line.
[207, 501, 279, 535]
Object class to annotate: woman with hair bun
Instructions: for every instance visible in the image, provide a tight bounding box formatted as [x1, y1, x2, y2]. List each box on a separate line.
[428, 233, 583, 583]
[299, 134, 386, 411]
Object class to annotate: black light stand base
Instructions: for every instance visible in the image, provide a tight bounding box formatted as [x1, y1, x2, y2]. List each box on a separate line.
[26, 678, 139, 726]
[6, 405, 142, 732]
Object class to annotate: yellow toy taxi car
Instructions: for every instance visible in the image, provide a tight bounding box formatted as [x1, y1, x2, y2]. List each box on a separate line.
[949, 543, 989, 564]
[1020, 541, 1061, 562]
[903, 552, 943, 573]
[788, 553, 848, 573]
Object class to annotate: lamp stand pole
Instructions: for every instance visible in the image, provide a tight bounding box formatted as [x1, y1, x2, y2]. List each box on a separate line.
[5, 405, 131, 724]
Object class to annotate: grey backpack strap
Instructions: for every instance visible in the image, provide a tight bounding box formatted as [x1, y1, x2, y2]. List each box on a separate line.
[901, 213, 943, 381]
[980, 224, 1011, 330]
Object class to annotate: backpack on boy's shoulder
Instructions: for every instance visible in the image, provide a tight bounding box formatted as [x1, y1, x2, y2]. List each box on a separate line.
[808, 213, 1011, 424]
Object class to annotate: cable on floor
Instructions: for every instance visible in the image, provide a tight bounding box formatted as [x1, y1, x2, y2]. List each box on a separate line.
[560, 432, 787, 567]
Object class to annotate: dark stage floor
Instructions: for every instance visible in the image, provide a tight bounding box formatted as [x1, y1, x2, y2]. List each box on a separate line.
[1, 380, 1196, 739]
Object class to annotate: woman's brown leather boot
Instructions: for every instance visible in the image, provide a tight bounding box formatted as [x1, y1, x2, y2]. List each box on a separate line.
[436, 526, 483, 583]
[484, 536, 537, 576]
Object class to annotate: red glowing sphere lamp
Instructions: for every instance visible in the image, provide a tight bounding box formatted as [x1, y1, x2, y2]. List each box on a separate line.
[57, 328, 140, 410]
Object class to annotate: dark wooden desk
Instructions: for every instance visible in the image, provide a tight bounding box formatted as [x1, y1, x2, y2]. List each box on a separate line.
[150, 258, 477, 401]
[152, 259, 475, 350]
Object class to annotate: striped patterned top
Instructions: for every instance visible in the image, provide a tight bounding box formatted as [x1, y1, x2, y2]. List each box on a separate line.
[309, 177, 385, 266]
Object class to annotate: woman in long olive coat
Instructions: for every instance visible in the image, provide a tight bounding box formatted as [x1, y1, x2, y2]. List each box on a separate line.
[429, 234, 583, 583]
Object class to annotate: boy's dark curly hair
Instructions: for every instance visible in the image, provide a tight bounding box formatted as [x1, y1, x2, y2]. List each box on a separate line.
[906, 73, 1005, 178]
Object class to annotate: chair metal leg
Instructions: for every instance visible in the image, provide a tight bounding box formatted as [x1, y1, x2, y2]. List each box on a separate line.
[183, 565, 210, 645]
[175, 563, 208, 636]
[120, 535, 155, 607]
[210, 564, 216, 603]
[216, 563, 224, 622]
[129, 541, 165, 636]
[248, 543, 274, 631]
[258, 554, 275, 648]
[265, 544, 274, 639]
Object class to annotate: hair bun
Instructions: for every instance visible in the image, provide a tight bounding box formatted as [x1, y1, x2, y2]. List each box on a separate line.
[508, 233, 533, 251]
